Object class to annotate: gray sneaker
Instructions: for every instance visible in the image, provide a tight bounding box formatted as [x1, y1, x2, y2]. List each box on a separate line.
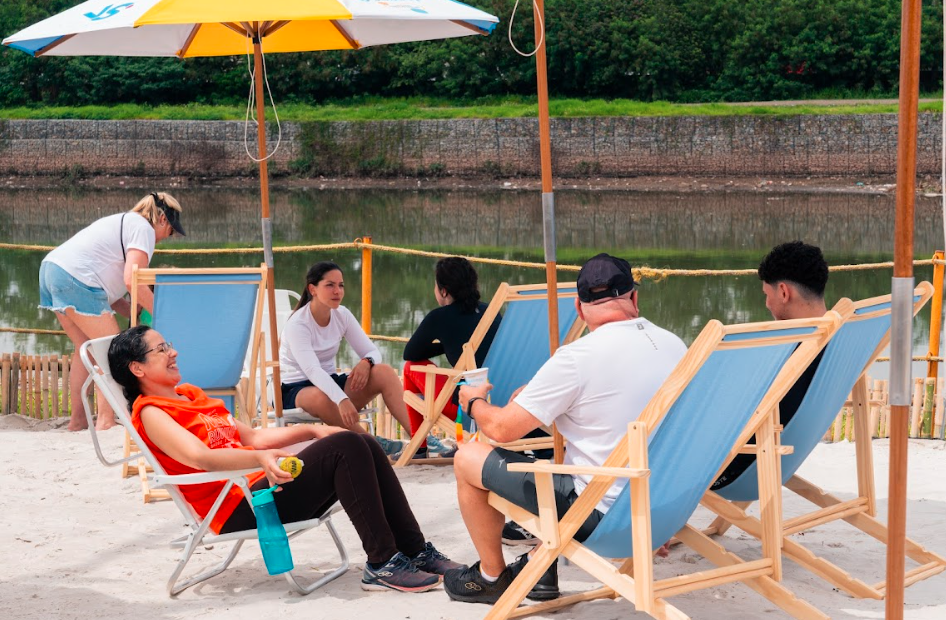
[425, 435, 458, 457]
[374, 436, 405, 456]
[362, 552, 442, 593]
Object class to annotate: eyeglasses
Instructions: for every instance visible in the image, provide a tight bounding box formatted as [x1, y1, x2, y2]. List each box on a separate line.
[144, 341, 174, 356]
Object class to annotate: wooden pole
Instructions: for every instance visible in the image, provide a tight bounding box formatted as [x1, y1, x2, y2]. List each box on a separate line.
[1, 353, 10, 415]
[888, 0, 922, 614]
[253, 26, 284, 422]
[362, 235, 373, 334]
[927, 250, 944, 380]
[532, 0, 565, 465]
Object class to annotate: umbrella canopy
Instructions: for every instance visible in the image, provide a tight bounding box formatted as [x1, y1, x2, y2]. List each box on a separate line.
[2, 0, 497, 56]
[4, 0, 498, 422]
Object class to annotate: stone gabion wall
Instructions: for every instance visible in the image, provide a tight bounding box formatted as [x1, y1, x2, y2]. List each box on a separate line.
[0, 114, 940, 178]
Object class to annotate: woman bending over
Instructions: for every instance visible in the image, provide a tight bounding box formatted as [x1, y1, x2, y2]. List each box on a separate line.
[109, 325, 460, 592]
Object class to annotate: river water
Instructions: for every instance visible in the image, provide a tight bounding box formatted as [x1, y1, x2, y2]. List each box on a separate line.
[1, 186, 944, 377]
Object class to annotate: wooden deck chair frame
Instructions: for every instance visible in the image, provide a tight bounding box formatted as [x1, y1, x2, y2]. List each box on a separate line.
[131, 265, 269, 422]
[483, 314, 842, 620]
[394, 282, 586, 467]
[119, 266, 270, 500]
[79, 335, 350, 596]
[700, 282, 946, 599]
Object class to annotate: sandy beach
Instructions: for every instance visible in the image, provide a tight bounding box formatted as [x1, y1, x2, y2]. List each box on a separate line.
[1, 418, 943, 620]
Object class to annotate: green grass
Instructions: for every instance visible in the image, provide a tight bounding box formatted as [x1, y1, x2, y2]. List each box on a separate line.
[1, 96, 942, 121]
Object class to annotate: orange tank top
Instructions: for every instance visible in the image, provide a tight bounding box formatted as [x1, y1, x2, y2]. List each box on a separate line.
[132, 384, 266, 534]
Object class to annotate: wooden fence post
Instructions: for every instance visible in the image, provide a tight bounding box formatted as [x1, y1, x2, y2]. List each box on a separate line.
[935, 378, 945, 439]
[62, 354, 70, 417]
[1, 353, 10, 415]
[910, 378, 924, 438]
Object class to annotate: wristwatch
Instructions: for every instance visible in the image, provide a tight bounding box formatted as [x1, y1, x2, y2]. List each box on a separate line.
[466, 396, 488, 419]
[362, 357, 375, 368]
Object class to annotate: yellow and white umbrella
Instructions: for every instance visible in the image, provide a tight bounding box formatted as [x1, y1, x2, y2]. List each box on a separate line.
[4, 0, 498, 421]
[3, 0, 497, 57]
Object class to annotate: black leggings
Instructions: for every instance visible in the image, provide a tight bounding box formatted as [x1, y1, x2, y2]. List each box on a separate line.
[220, 432, 426, 564]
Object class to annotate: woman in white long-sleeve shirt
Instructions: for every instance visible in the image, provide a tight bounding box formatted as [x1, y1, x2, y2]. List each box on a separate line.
[280, 261, 412, 434]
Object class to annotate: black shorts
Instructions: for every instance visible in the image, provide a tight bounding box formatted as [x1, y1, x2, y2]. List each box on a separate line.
[481, 447, 604, 542]
[281, 373, 349, 410]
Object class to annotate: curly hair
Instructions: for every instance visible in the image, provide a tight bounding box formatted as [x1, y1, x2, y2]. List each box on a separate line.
[435, 257, 481, 313]
[108, 325, 153, 408]
[758, 241, 828, 298]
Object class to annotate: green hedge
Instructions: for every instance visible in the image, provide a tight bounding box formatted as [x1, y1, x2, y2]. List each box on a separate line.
[1, 0, 942, 105]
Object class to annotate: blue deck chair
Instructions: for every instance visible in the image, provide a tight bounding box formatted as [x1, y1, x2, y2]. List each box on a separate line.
[131, 266, 269, 418]
[485, 314, 841, 620]
[701, 282, 945, 599]
[117, 266, 268, 498]
[394, 282, 585, 467]
[78, 335, 349, 596]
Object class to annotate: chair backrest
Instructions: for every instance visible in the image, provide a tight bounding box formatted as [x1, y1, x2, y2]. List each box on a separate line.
[79, 336, 205, 530]
[134, 267, 267, 413]
[242, 288, 301, 379]
[716, 282, 933, 502]
[480, 283, 582, 407]
[581, 314, 840, 558]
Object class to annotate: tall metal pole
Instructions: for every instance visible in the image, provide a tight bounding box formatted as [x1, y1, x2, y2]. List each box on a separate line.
[532, 0, 564, 464]
[253, 28, 284, 422]
[887, 0, 922, 615]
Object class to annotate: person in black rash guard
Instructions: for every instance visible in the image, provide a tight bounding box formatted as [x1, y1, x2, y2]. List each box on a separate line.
[402, 257, 501, 458]
[712, 241, 829, 490]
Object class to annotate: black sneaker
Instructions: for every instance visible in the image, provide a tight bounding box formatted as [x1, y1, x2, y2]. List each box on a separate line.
[444, 561, 513, 604]
[361, 552, 442, 593]
[410, 542, 465, 575]
[501, 521, 539, 546]
[507, 552, 560, 601]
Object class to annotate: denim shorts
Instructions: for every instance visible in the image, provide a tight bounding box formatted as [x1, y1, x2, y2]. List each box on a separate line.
[281, 373, 349, 409]
[38, 261, 112, 316]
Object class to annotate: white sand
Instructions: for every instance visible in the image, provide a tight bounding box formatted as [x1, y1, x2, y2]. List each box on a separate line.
[1, 419, 944, 620]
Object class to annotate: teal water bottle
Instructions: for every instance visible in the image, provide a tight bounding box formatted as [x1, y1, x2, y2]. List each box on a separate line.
[251, 486, 294, 575]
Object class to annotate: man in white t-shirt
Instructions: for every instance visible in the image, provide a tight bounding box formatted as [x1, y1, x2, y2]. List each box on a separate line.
[444, 253, 687, 605]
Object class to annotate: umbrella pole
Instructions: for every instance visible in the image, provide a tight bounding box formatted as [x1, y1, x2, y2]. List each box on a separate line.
[533, 0, 564, 464]
[253, 30, 284, 423]
[887, 0, 922, 615]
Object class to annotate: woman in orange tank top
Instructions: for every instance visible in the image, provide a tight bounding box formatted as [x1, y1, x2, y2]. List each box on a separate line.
[109, 325, 462, 594]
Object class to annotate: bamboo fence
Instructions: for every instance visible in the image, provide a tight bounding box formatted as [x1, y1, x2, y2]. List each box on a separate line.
[3, 349, 943, 442]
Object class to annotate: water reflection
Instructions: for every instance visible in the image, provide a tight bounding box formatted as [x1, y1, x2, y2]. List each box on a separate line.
[1, 187, 942, 367]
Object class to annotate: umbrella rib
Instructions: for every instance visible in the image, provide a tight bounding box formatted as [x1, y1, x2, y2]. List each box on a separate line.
[330, 20, 361, 49]
[262, 21, 290, 38]
[450, 20, 491, 36]
[34, 34, 75, 57]
[177, 24, 202, 58]
[221, 22, 249, 37]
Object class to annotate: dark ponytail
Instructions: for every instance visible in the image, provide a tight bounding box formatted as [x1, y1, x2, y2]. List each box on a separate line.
[108, 325, 152, 409]
[293, 261, 344, 313]
[435, 257, 481, 313]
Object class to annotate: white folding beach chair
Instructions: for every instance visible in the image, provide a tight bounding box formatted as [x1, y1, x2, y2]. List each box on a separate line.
[80, 335, 350, 596]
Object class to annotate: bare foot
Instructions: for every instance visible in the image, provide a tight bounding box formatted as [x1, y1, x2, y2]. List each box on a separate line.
[95, 417, 117, 431]
[654, 542, 671, 558]
[67, 417, 89, 432]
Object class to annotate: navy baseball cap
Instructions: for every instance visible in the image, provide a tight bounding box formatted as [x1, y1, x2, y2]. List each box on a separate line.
[576, 253, 636, 303]
[152, 192, 186, 236]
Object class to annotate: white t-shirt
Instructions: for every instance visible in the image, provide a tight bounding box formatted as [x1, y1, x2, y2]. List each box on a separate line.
[514, 317, 687, 514]
[44, 212, 156, 303]
[279, 303, 382, 404]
